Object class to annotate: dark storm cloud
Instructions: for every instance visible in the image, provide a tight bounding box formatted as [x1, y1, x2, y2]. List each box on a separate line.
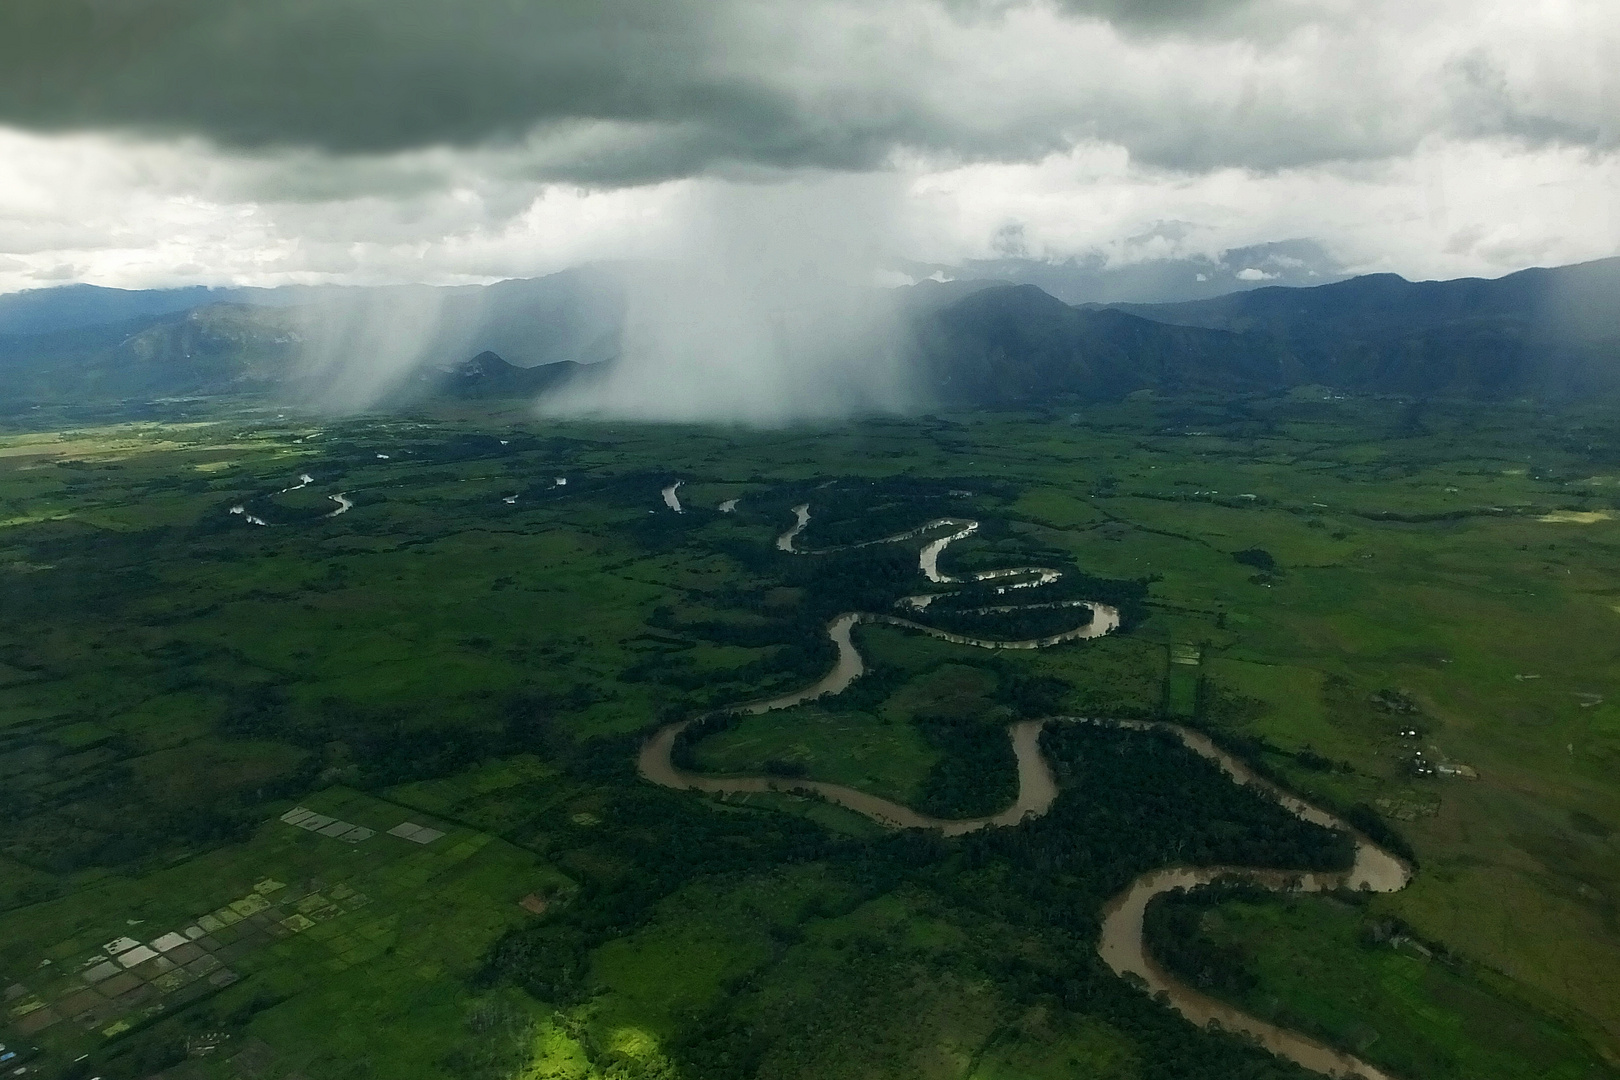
[0, 0, 900, 177]
[1042, 0, 1254, 28]
[0, 0, 1613, 187]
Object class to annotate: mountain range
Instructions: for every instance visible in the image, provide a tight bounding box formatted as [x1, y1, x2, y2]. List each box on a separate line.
[0, 256, 1616, 414]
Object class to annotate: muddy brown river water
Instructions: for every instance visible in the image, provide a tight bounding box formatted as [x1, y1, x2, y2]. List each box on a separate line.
[638, 506, 1412, 1079]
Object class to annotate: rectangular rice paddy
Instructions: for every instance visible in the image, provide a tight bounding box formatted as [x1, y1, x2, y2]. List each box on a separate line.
[0, 786, 555, 1072]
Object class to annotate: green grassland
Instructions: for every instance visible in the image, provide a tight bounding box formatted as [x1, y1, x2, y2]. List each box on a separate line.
[694, 705, 941, 804]
[1145, 885, 1612, 1080]
[0, 394, 1618, 1077]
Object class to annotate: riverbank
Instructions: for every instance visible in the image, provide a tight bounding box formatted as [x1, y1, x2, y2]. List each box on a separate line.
[638, 504, 1413, 1080]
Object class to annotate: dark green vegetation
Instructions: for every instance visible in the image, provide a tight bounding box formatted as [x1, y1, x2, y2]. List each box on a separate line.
[1145, 884, 1612, 1080]
[2, 393, 1620, 1078]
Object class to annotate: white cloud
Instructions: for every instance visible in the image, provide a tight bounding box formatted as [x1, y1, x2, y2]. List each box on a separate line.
[0, 128, 701, 293]
[0, 0, 1615, 293]
[899, 137, 1620, 280]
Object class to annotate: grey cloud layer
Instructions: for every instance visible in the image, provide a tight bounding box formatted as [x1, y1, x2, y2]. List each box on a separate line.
[0, 0, 1614, 187]
[0, 0, 901, 176]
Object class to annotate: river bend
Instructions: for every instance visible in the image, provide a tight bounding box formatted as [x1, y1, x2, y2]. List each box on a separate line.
[638, 503, 1412, 1079]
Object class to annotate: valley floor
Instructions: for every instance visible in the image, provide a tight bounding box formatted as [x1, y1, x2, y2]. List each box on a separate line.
[1, 392, 1618, 1079]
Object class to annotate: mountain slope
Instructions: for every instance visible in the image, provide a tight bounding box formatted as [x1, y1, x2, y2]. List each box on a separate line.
[1111, 257, 1620, 338]
[913, 284, 1294, 405]
[0, 265, 626, 366]
[0, 258, 1616, 410]
[0, 284, 231, 337]
[0, 303, 300, 402]
[0, 267, 627, 406]
[1107, 257, 1620, 399]
[404, 350, 585, 401]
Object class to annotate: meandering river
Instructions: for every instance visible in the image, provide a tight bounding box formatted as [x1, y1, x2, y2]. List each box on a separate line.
[638, 503, 1412, 1079]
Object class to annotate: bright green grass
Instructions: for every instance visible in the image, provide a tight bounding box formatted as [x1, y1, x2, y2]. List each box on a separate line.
[854, 623, 1166, 720]
[1204, 659, 1333, 748]
[534, 874, 1037, 1080]
[968, 1014, 1138, 1080]
[588, 870, 835, 1040]
[1166, 663, 1198, 718]
[1181, 893, 1613, 1080]
[713, 789, 892, 838]
[696, 888, 1006, 1080]
[695, 705, 939, 804]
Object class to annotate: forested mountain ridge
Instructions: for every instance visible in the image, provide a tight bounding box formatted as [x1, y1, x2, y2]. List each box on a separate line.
[0, 257, 1616, 410]
[1110, 256, 1620, 339]
[913, 283, 1297, 405]
[0, 303, 300, 404]
[1101, 256, 1620, 400]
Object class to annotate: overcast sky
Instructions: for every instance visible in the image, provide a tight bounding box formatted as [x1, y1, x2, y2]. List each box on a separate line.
[0, 0, 1615, 294]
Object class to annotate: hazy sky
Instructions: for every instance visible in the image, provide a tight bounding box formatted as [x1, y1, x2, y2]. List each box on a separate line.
[0, 0, 1615, 294]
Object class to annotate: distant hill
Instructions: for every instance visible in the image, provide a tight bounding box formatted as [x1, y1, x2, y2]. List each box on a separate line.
[1104, 257, 1620, 399]
[1110, 257, 1620, 338]
[913, 284, 1294, 406]
[0, 267, 624, 407]
[0, 264, 624, 360]
[0, 257, 1615, 410]
[0, 283, 234, 337]
[404, 350, 585, 402]
[0, 303, 301, 403]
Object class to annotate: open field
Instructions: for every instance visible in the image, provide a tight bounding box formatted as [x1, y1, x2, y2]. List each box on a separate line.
[2, 394, 1619, 1077]
[1145, 885, 1613, 1080]
[694, 704, 941, 805]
